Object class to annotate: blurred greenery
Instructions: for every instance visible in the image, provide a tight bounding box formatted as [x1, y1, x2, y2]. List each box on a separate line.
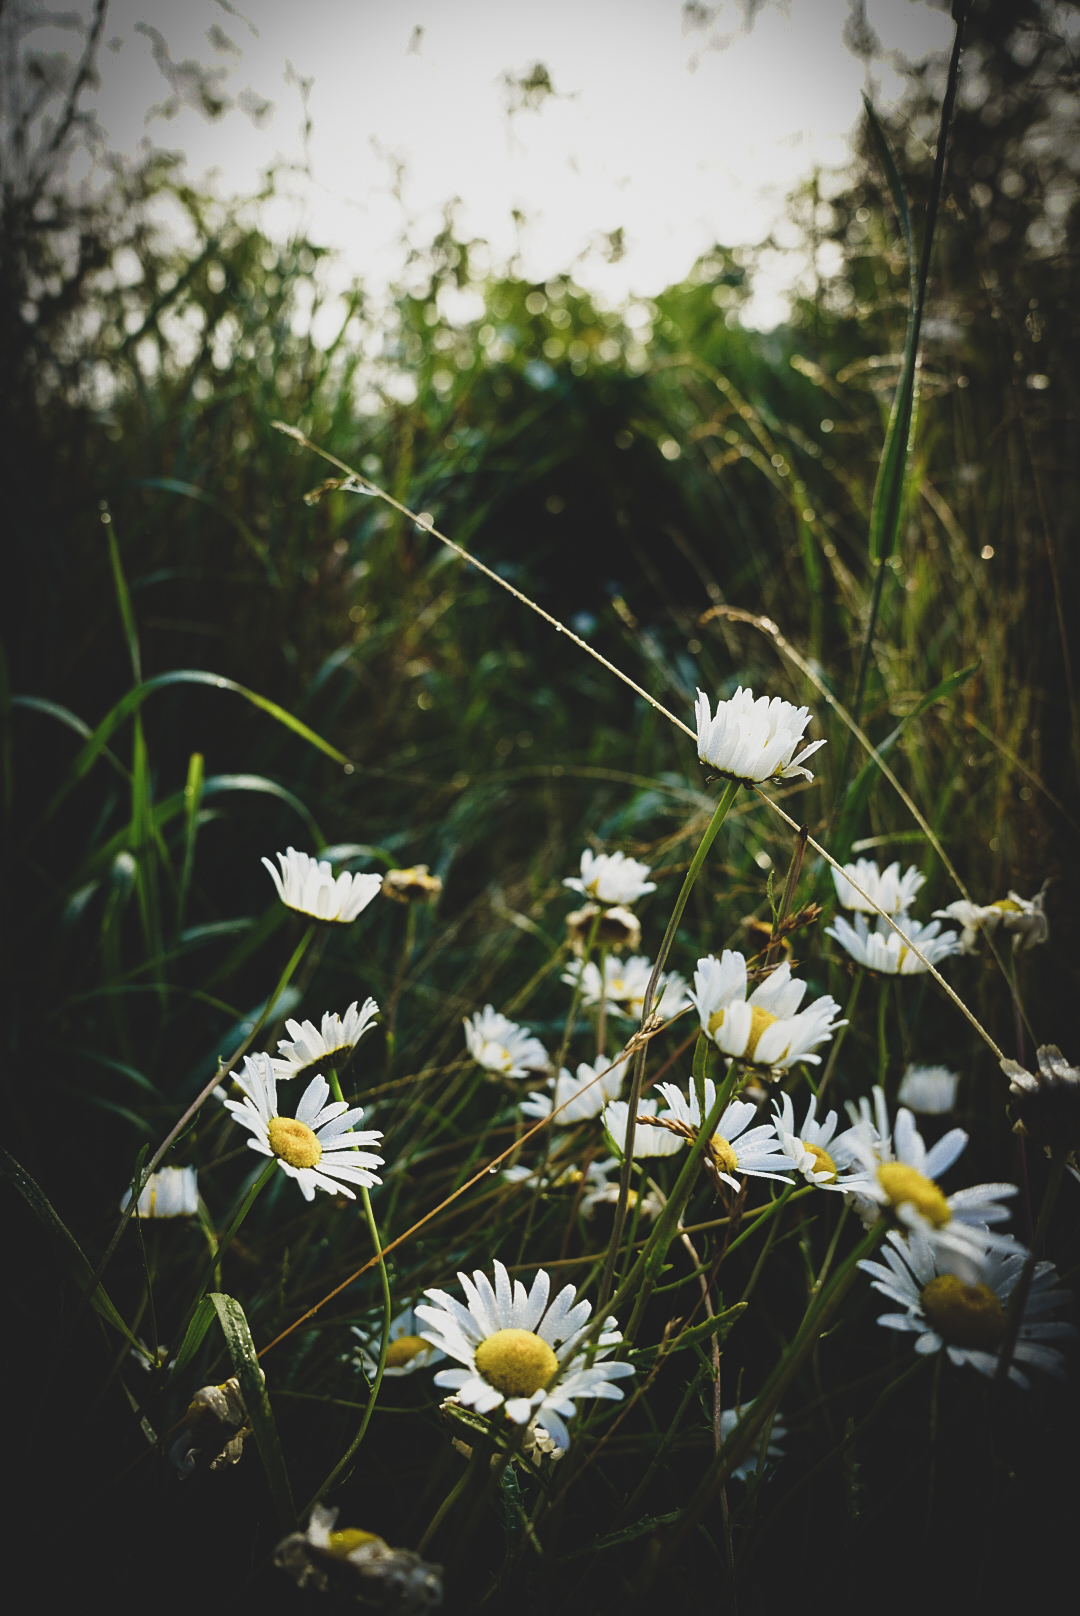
[2, 1, 1078, 1610]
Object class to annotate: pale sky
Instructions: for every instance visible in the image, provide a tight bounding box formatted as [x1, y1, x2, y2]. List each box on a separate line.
[44, 0, 954, 324]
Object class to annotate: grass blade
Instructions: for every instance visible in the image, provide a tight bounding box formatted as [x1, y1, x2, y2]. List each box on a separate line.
[210, 1291, 296, 1529]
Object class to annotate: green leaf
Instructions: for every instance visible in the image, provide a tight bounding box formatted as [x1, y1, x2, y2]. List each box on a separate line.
[209, 1292, 295, 1528]
[630, 1303, 747, 1367]
[133, 477, 280, 583]
[831, 662, 979, 869]
[104, 512, 142, 684]
[0, 1146, 141, 1348]
[178, 751, 204, 930]
[41, 669, 349, 823]
[169, 1296, 218, 1381]
[564, 1510, 681, 1560]
[11, 695, 131, 782]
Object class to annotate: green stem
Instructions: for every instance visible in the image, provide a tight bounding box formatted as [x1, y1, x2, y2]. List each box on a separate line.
[816, 968, 862, 1102]
[175, 1160, 275, 1345]
[419, 1425, 493, 1555]
[993, 1149, 1067, 1391]
[876, 975, 889, 1090]
[599, 779, 740, 1310]
[305, 1182, 391, 1510]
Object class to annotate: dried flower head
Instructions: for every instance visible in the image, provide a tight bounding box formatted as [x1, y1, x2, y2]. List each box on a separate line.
[382, 864, 443, 904]
[565, 903, 642, 955]
[275, 1503, 443, 1609]
[170, 1378, 251, 1478]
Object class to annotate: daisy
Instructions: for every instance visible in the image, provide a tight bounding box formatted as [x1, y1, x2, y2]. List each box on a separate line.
[825, 912, 961, 975]
[860, 1230, 1075, 1389]
[604, 1097, 688, 1159]
[563, 849, 656, 906]
[224, 1052, 384, 1201]
[771, 1093, 865, 1188]
[897, 1064, 960, 1115]
[275, 1504, 443, 1604]
[935, 885, 1049, 953]
[463, 1006, 549, 1077]
[263, 847, 382, 924]
[832, 858, 925, 916]
[688, 951, 844, 1074]
[520, 1055, 628, 1124]
[562, 954, 691, 1022]
[694, 685, 825, 784]
[273, 998, 380, 1081]
[416, 1260, 635, 1452]
[579, 1161, 663, 1221]
[647, 1079, 796, 1194]
[719, 1402, 787, 1481]
[350, 1305, 445, 1378]
[121, 1164, 199, 1218]
[840, 1093, 1020, 1258]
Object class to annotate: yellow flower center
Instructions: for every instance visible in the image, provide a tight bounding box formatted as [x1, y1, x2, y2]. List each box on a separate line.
[991, 898, 1021, 913]
[385, 1334, 429, 1368]
[609, 977, 626, 997]
[327, 1529, 378, 1558]
[801, 1141, 838, 1182]
[473, 1329, 559, 1398]
[267, 1115, 322, 1170]
[707, 1004, 779, 1061]
[709, 1135, 739, 1177]
[877, 1162, 951, 1227]
[920, 1275, 1006, 1350]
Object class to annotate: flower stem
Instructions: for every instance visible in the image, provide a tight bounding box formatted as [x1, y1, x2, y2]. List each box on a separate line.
[599, 779, 740, 1310]
[816, 968, 862, 1102]
[304, 1182, 391, 1511]
[175, 1159, 276, 1345]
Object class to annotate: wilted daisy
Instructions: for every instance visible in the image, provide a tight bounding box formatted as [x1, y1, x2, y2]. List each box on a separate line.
[771, 1093, 863, 1188]
[463, 1006, 549, 1077]
[381, 863, 443, 904]
[832, 858, 925, 916]
[565, 903, 641, 956]
[648, 1079, 796, 1194]
[416, 1260, 635, 1452]
[860, 1229, 1075, 1389]
[719, 1403, 787, 1481]
[825, 912, 961, 975]
[170, 1377, 250, 1478]
[604, 1096, 688, 1159]
[1002, 1043, 1080, 1171]
[274, 1504, 443, 1606]
[224, 1052, 384, 1202]
[935, 884, 1049, 953]
[689, 951, 844, 1074]
[897, 1065, 960, 1115]
[121, 1164, 199, 1218]
[263, 847, 382, 924]
[694, 685, 825, 784]
[351, 1305, 445, 1379]
[273, 998, 380, 1081]
[521, 1054, 628, 1124]
[840, 1095, 1019, 1258]
[563, 954, 691, 1022]
[563, 849, 656, 906]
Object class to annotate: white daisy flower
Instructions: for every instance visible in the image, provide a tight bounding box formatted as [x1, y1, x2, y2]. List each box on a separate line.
[273, 998, 380, 1081]
[825, 912, 961, 975]
[415, 1260, 635, 1452]
[935, 885, 1049, 953]
[121, 1165, 199, 1218]
[604, 1097, 688, 1159]
[840, 1093, 1020, 1258]
[688, 951, 844, 1073]
[224, 1052, 383, 1202]
[579, 1161, 663, 1221]
[648, 1078, 796, 1194]
[562, 954, 691, 1022]
[463, 1006, 549, 1077]
[897, 1065, 960, 1115]
[350, 1305, 445, 1378]
[831, 858, 925, 916]
[262, 847, 382, 924]
[771, 1093, 865, 1189]
[694, 685, 825, 784]
[520, 1055, 628, 1124]
[563, 849, 656, 906]
[860, 1229, 1075, 1389]
[719, 1402, 787, 1481]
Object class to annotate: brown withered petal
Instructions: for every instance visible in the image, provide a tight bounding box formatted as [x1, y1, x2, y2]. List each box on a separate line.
[382, 865, 443, 904]
[1002, 1043, 1080, 1152]
[565, 903, 641, 955]
[170, 1377, 251, 1479]
[275, 1504, 443, 1610]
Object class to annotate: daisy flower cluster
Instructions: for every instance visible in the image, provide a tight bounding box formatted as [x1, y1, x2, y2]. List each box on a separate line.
[826, 857, 962, 975]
